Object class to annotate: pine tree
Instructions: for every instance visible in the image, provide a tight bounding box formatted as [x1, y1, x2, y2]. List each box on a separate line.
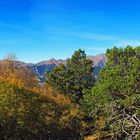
[46, 49, 95, 102]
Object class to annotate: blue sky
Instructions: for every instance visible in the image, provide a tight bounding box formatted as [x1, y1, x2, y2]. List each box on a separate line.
[0, 0, 140, 63]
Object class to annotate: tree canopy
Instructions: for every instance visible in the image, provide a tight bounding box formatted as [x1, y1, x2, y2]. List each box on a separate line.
[0, 47, 139, 139]
[0, 81, 84, 140]
[46, 49, 95, 103]
[82, 46, 140, 139]
[0, 56, 38, 92]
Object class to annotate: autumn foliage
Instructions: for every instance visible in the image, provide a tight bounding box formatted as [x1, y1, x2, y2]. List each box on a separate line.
[0, 56, 38, 92]
[0, 46, 139, 140]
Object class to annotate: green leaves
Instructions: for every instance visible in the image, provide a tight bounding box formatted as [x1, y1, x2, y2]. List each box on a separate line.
[82, 46, 140, 139]
[46, 49, 95, 103]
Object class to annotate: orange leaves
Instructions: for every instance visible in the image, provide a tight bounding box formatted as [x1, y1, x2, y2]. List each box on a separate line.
[0, 59, 39, 92]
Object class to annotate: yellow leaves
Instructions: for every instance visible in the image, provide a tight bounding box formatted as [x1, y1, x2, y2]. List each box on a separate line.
[85, 135, 98, 140]
[84, 117, 113, 140]
[0, 59, 39, 92]
[85, 133, 113, 140]
[0, 79, 83, 139]
[96, 116, 106, 129]
[17, 120, 24, 126]
[17, 103, 26, 116]
[41, 85, 72, 106]
[44, 111, 55, 123]
[39, 85, 83, 132]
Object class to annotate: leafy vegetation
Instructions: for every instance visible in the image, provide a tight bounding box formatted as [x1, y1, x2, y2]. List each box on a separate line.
[82, 46, 140, 139]
[0, 81, 84, 140]
[0, 46, 139, 139]
[46, 49, 95, 103]
[0, 55, 39, 92]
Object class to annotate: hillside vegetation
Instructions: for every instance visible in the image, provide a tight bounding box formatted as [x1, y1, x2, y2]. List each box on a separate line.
[0, 46, 139, 140]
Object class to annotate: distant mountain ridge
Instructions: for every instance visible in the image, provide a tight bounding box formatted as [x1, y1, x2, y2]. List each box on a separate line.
[25, 54, 106, 81]
[1, 54, 106, 81]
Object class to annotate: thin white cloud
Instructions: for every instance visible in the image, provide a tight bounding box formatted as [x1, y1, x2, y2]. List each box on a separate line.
[47, 29, 118, 41]
[79, 33, 118, 41]
[116, 40, 140, 47]
[84, 46, 108, 52]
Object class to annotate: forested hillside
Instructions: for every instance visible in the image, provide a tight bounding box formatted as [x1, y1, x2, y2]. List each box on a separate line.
[0, 46, 139, 140]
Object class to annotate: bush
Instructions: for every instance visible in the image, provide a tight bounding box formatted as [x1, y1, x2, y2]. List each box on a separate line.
[0, 82, 84, 140]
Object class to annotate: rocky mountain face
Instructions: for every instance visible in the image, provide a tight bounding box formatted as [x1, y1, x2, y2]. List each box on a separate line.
[25, 54, 106, 81]
[1, 54, 106, 82]
[87, 54, 107, 78]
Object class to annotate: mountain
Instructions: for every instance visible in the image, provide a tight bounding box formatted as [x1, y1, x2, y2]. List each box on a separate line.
[24, 54, 106, 81]
[0, 54, 106, 82]
[87, 54, 106, 77]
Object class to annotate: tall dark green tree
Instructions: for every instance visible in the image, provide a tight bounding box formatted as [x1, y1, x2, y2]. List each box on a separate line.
[46, 49, 95, 102]
[82, 46, 140, 139]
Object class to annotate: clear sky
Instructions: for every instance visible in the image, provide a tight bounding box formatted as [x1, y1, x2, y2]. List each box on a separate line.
[0, 0, 140, 63]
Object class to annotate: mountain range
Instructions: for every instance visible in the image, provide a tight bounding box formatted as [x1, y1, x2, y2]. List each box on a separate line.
[17, 54, 106, 81]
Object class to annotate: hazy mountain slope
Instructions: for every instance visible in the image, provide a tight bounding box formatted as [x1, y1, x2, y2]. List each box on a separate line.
[25, 54, 106, 81]
[0, 54, 106, 81]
